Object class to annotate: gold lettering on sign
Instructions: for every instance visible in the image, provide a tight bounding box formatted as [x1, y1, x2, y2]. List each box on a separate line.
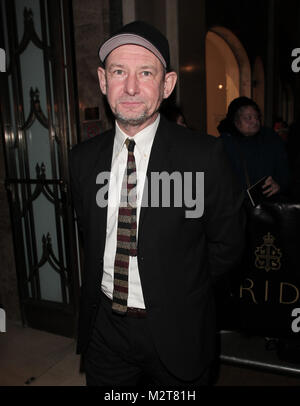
[240, 278, 258, 304]
[279, 282, 300, 304]
[255, 232, 282, 272]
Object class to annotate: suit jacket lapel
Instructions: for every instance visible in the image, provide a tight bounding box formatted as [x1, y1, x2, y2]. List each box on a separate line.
[138, 116, 173, 235]
[94, 118, 173, 251]
[93, 128, 115, 254]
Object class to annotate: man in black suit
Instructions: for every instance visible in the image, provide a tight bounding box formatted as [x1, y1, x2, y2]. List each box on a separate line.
[69, 21, 245, 386]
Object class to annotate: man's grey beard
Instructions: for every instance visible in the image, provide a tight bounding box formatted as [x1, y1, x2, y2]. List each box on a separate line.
[114, 110, 153, 127]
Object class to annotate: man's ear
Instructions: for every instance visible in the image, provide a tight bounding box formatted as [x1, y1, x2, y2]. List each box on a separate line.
[163, 71, 177, 99]
[97, 67, 107, 95]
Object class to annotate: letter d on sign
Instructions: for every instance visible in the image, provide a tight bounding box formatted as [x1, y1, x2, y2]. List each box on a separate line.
[0, 308, 6, 332]
[0, 48, 6, 73]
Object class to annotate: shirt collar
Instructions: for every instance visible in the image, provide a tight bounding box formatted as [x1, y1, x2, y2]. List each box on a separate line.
[114, 114, 160, 157]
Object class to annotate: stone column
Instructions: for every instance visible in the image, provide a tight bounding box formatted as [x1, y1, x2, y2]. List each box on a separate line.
[177, 0, 206, 133]
[72, 0, 112, 136]
[166, 0, 180, 104]
[265, 0, 276, 128]
[122, 0, 136, 25]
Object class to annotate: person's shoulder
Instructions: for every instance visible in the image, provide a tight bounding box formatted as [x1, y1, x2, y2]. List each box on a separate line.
[260, 126, 285, 146]
[219, 131, 232, 139]
[260, 126, 279, 140]
[70, 127, 114, 159]
[218, 131, 235, 148]
[167, 124, 228, 168]
[162, 118, 220, 150]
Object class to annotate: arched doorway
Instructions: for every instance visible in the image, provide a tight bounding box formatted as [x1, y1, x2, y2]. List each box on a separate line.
[205, 27, 251, 137]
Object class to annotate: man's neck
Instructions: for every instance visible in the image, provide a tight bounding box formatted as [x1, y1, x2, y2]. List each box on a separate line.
[116, 113, 159, 137]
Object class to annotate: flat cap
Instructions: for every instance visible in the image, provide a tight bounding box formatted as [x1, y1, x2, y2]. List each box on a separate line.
[99, 21, 170, 69]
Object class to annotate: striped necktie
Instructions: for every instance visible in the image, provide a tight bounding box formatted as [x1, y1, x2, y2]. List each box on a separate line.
[112, 138, 137, 314]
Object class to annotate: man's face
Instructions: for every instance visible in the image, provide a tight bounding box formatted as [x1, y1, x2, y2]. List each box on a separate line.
[235, 106, 261, 136]
[98, 44, 177, 135]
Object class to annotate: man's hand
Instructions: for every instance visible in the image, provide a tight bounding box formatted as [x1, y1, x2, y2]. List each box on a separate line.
[262, 176, 280, 197]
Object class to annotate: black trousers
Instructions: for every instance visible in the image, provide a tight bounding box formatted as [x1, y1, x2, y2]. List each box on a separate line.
[84, 293, 211, 386]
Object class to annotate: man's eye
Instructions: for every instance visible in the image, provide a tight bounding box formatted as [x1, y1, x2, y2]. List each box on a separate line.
[114, 69, 124, 75]
[141, 71, 152, 77]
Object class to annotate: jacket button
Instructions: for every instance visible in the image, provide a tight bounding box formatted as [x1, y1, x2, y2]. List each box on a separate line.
[92, 303, 97, 309]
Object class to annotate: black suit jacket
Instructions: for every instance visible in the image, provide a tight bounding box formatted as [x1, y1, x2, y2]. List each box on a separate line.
[69, 116, 245, 380]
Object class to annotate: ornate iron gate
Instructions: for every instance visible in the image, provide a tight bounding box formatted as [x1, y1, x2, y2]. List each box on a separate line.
[0, 0, 81, 337]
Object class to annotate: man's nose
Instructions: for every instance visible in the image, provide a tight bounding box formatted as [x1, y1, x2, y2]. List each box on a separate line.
[124, 73, 140, 95]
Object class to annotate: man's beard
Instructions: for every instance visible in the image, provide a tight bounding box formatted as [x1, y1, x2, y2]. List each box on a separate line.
[114, 110, 150, 126]
[113, 106, 156, 127]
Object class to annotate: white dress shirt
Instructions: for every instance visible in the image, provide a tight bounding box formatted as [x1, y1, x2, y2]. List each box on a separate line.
[101, 115, 160, 308]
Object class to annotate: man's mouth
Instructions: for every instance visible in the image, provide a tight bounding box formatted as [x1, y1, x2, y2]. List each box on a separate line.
[119, 101, 143, 108]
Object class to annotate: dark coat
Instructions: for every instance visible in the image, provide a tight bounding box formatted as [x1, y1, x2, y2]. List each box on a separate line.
[69, 116, 245, 380]
[219, 127, 290, 194]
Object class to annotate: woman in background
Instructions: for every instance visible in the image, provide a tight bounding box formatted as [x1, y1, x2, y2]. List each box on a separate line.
[217, 97, 290, 201]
